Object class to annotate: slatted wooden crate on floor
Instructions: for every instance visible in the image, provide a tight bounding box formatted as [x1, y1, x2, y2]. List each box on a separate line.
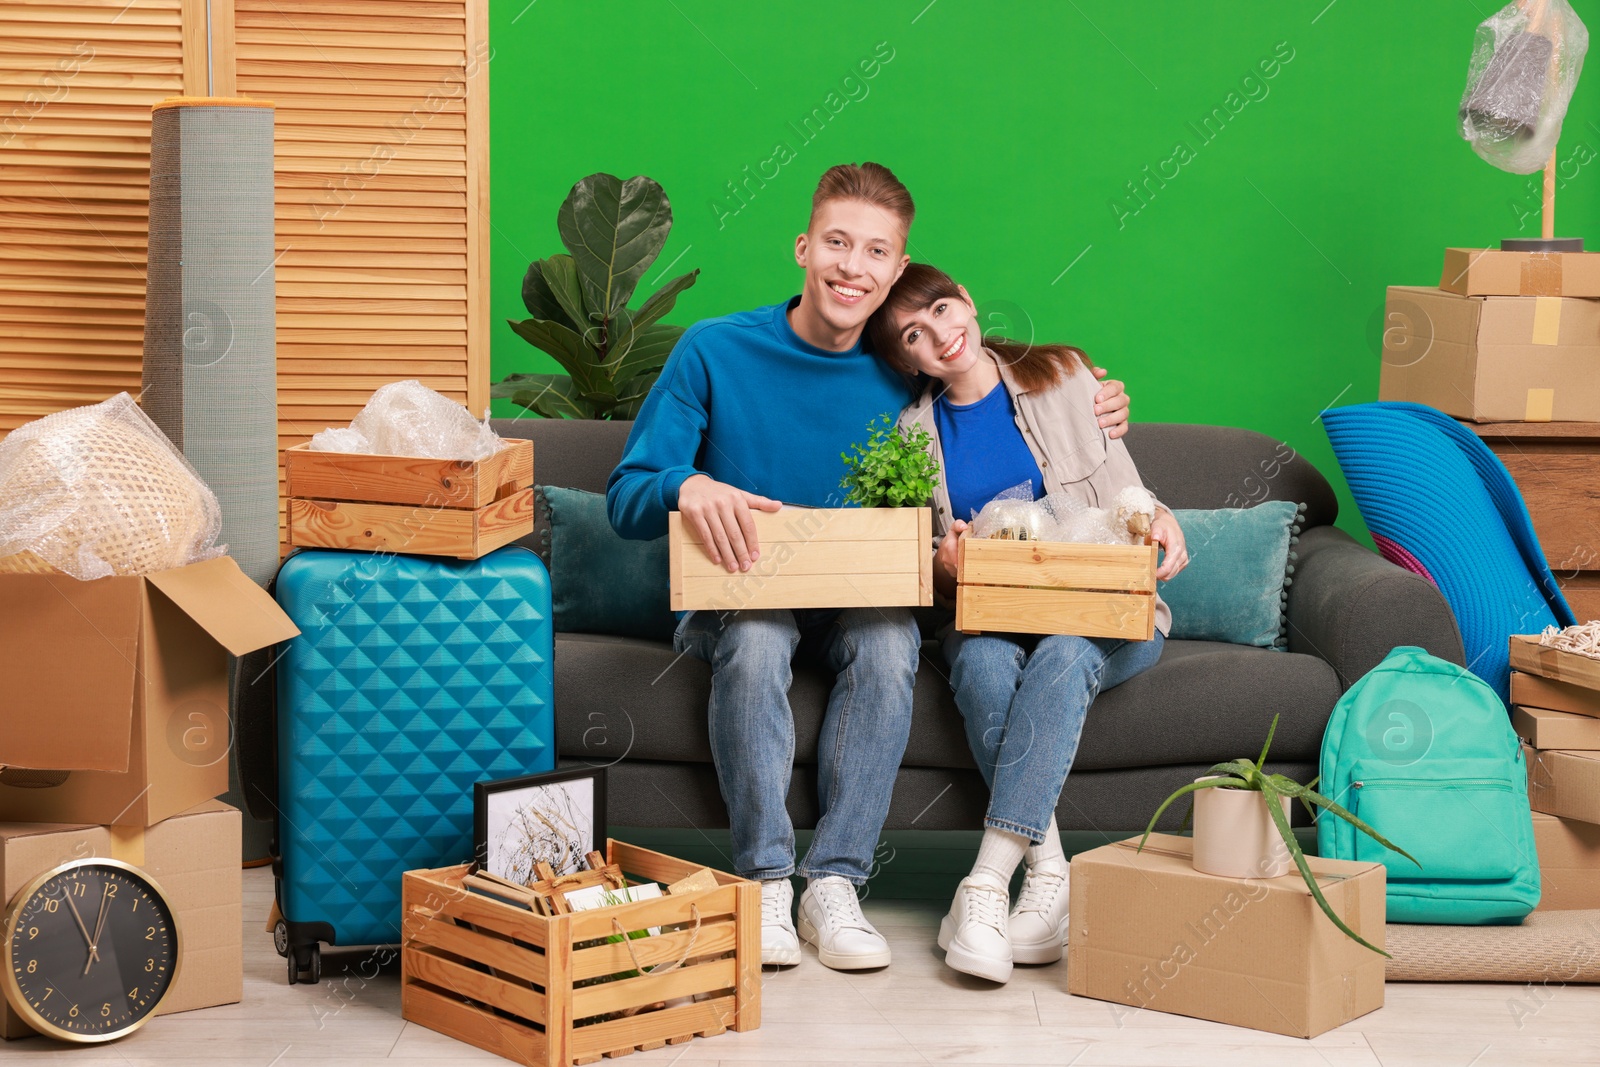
[401, 840, 760, 1067]
[283, 438, 532, 558]
[668, 507, 933, 611]
[956, 535, 1158, 640]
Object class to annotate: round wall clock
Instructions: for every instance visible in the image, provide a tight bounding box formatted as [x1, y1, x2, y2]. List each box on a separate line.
[3, 858, 181, 1043]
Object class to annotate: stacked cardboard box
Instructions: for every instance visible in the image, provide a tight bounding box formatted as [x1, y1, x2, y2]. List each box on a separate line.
[1378, 248, 1600, 423]
[1509, 635, 1600, 910]
[0, 556, 299, 1039]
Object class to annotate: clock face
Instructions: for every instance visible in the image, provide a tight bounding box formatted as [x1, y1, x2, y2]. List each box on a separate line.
[3, 860, 179, 1043]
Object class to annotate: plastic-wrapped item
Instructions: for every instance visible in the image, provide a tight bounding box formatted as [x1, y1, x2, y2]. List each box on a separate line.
[971, 482, 1155, 546]
[1460, 0, 1589, 175]
[0, 392, 224, 579]
[310, 380, 502, 460]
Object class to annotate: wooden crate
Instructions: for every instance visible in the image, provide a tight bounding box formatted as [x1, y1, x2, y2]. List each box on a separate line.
[956, 535, 1158, 639]
[401, 840, 761, 1067]
[668, 507, 933, 611]
[284, 440, 533, 559]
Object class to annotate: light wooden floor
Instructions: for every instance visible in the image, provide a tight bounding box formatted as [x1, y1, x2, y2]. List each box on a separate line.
[7, 867, 1599, 1065]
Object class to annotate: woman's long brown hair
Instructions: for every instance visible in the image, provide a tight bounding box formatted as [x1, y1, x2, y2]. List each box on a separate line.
[867, 262, 1089, 391]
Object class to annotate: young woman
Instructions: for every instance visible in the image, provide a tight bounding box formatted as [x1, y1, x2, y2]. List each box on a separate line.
[866, 263, 1189, 984]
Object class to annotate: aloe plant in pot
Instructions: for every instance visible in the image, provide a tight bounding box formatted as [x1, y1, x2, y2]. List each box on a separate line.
[494, 172, 699, 420]
[1138, 714, 1420, 957]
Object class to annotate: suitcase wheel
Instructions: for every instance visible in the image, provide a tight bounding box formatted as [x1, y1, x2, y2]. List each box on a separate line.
[273, 920, 289, 959]
[287, 943, 321, 986]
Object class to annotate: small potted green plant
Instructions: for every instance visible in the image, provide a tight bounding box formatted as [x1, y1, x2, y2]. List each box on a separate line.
[839, 414, 940, 507]
[1138, 714, 1419, 957]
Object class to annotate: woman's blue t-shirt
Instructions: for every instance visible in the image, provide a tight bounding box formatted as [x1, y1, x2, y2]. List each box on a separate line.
[933, 381, 1045, 521]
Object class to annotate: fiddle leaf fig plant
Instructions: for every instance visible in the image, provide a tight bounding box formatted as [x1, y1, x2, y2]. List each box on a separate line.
[494, 173, 699, 420]
[1138, 714, 1421, 958]
[839, 414, 940, 508]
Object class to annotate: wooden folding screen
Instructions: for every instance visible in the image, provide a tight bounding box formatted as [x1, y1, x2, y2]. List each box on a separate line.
[0, 0, 490, 515]
[0, 0, 190, 432]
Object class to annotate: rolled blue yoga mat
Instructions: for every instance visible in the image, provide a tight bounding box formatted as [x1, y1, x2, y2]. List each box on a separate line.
[1321, 400, 1574, 703]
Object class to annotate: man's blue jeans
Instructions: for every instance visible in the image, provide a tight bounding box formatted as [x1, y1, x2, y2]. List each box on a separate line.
[675, 607, 920, 885]
[943, 629, 1165, 842]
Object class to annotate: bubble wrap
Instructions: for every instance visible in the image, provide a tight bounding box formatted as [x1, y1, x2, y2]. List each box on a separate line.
[970, 483, 1155, 545]
[1460, 0, 1589, 175]
[310, 380, 502, 460]
[0, 392, 224, 579]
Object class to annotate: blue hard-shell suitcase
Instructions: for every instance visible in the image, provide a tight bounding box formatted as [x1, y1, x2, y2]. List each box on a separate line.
[270, 546, 555, 983]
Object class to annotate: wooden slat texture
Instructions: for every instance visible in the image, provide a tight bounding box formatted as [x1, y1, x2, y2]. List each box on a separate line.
[669, 508, 933, 610]
[283, 438, 531, 508]
[960, 538, 1159, 593]
[0, 0, 186, 433]
[287, 486, 532, 558]
[956, 585, 1157, 641]
[233, 0, 488, 546]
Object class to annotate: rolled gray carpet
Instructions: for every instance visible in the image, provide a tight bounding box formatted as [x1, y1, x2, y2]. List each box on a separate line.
[140, 97, 279, 862]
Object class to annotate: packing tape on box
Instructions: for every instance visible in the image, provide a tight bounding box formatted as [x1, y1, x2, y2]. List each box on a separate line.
[1532, 297, 1562, 345]
[108, 825, 146, 867]
[1521, 254, 1563, 297]
[1525, 388, 1556, 422]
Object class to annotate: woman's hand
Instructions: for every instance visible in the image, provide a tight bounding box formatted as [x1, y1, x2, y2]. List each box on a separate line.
[1090, 366, 1131, 440]
[932, 519, 968, 601]
[1151, 508, 1188, 580]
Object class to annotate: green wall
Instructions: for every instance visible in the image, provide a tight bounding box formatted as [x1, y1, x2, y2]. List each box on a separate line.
[488, 0, 1600, 539]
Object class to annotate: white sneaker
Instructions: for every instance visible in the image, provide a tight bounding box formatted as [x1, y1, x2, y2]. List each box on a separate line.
[937, 874, 1013, 983]
[796, 876, 891, 970]
[1009, 860, 1071, 965]
[760, 878, 800, 966]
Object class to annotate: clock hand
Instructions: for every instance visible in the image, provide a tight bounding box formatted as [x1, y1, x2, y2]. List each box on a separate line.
[85, 883, 111, 976]
[61, 890, 102, 970]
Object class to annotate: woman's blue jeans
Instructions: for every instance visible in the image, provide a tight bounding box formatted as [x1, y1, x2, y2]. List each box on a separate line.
[675, 607, 920, 885]
[943, 629, 1165, 842]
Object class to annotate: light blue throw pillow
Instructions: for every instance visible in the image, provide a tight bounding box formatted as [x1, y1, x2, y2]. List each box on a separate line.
[1158, 500, 1304, 649]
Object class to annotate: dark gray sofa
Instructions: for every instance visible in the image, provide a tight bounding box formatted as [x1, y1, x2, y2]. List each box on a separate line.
[494, 417, 1465, 833]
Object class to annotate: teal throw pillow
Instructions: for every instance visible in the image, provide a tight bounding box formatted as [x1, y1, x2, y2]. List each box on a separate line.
[539, 486, 676, 643]
[1157, 500, 1304, 649]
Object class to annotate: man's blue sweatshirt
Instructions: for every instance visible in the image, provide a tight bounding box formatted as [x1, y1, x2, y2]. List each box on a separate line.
[606, 296, 912, 540]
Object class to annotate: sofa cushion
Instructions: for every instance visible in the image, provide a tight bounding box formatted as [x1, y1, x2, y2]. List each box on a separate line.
[539, 485, 676, 642]
[1159, 500, 1304, 648]
[555, 634, 1340, 772]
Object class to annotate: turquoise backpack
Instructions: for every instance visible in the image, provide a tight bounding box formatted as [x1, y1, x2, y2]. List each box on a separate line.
[1318, 646, 1540, 924]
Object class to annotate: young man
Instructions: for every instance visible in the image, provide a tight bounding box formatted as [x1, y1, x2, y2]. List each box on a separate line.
[607, 163, 1129, 969]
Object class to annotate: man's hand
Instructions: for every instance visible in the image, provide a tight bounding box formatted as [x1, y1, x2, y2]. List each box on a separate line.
[1089, 366, 1131, 440]
[1151, 508, 1189, 581]
[678, 474, 782, 573]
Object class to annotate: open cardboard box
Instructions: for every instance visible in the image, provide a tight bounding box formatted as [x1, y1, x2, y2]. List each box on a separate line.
[0, 556, 299, 826]
[1, 799, 242, 1039]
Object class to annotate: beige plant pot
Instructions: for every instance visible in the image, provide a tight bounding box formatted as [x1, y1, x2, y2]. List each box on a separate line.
[1191, 777, 1293, 879]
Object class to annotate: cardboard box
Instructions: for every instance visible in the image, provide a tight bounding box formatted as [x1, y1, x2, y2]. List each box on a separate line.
[1378, 286, 1600, 423]
[1, 800, 242, 1039]
[1066, 835, 1385, 1039]
[1512, 669, 1600, 719]
[1532, 811, 1600, 910]
[0, 556, 299, 826]
[1510, 636, 1600, 697]
[1525, 744, 1600, 824]
[1440, 247, 1600, 298]
[1515, 705, 1600, 749]
[955, 535, 1157, 640]
[668, 507, 933, 611]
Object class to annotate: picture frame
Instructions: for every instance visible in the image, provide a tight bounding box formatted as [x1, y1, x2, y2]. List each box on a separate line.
[473, 766, 607, 884]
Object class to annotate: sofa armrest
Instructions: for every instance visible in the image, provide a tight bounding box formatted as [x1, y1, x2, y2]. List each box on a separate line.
[1287, 525, 1464, 690]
